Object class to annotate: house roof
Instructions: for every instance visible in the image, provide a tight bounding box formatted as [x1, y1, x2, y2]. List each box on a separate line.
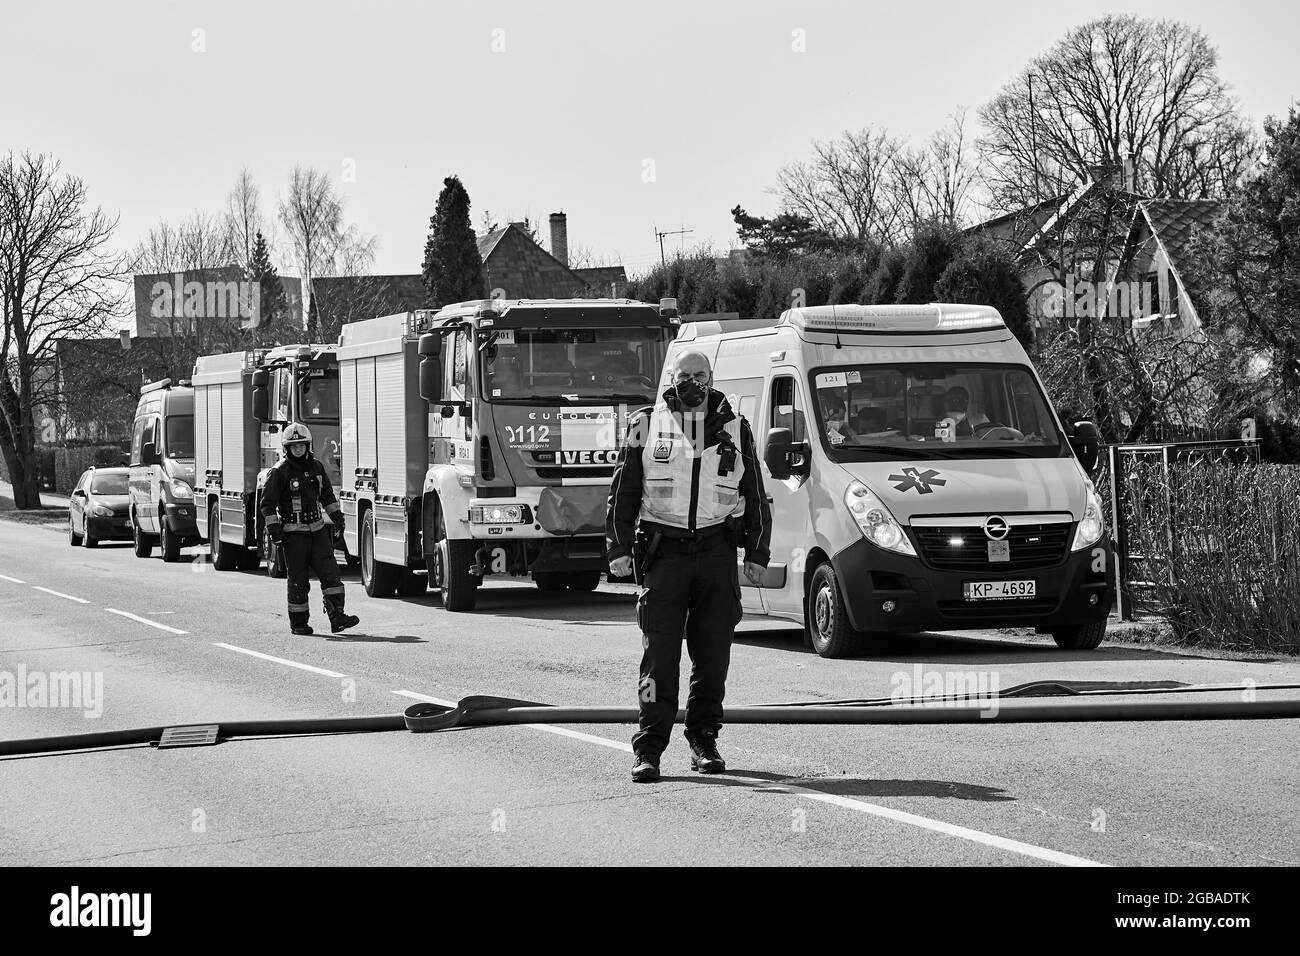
[476, 225, 512, 261]
[1137, 200, 1221, 272]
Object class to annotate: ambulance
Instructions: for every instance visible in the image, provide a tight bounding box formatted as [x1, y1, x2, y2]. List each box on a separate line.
[663, 304, 1111, 657]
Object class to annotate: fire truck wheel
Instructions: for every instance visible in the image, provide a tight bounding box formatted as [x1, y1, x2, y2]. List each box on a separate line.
[567, 571, 602, 592]
[534, 572, 568, 592]
[210, 503, 241, 572]
[361, 509, 402, 598]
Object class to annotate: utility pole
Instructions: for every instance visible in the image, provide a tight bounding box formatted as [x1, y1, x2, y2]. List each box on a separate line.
[654, 224, 693, 269]
[1028, 71, 1040, 204]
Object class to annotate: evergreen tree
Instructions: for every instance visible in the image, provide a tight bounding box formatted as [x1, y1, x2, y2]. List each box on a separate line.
[894, 221, 962, 304]
[935, 238, 1034, 349]
[422, 175, 487, 305]
[245, 231, 287, 341]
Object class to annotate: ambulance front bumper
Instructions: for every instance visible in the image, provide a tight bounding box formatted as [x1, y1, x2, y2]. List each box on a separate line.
[831, 536, 1112, 633]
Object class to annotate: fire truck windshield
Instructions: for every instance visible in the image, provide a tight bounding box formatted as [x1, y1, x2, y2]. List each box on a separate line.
[482, 327, 672, 405]
[300, 371, 340, 421]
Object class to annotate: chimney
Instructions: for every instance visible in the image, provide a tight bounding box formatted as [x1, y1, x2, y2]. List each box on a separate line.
[549, 212, 568, 266]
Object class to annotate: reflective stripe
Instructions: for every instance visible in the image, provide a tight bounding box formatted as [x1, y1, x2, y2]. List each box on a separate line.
[324, 502, 341, 516]
[287, 602, 310, 612]
[323, 586, 345, 596]
[265, 514, 283, 526]
[283, 519, 327, 533]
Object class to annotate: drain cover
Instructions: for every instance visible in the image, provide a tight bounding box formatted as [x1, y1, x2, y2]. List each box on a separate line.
[157, 725, 220, 748]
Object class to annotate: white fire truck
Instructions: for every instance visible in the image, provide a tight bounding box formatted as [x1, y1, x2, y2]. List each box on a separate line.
[335, 298, 679, 610]
[192, 344, 342, 574]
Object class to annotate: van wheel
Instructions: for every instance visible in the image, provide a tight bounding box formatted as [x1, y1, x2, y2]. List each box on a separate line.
[567, 571, 602, 592]
[69, 519, 82, 547]
[806, 562, 863, 658]
[160, 518, 181, 563]
[534, 572, 568, 592]
[360, 509, 402, 598]
[82, 526, 99, 548]
[1051, 618, 1107, 650]
[428, 501, 478, 612]
[263, 525, 286, 578]
[132, 516, 153, 558]
[210, 503, 240, 571]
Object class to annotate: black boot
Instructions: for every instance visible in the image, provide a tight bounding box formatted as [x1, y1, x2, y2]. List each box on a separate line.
[631, 752, 660, 783]
[685, 731, 726, 773]
[289, 611, 313, 636]
[325, 594, 360, 634]
[291, 623, 314, 636]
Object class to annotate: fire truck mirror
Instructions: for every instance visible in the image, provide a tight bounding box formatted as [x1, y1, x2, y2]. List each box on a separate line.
[419, 356, 442, 404]
[252, 384, 269, 423]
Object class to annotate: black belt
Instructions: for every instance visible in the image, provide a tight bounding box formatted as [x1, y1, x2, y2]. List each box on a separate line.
[648, 524, 729, 551]
[284, 510, 321, 523]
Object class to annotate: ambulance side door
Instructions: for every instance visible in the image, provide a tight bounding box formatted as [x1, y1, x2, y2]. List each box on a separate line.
[761, 370, 814, 617]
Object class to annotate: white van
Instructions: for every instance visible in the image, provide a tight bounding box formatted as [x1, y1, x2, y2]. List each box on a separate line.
[663, 304, 1111, 657]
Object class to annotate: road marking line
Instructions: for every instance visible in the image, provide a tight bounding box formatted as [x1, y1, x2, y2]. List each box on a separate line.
[32, 586, 89, 604]
[0, 573, 25, 583]
[215, 642, 347, 679]
[104, 608, 189, 635]
[392, 690, 1105, 867]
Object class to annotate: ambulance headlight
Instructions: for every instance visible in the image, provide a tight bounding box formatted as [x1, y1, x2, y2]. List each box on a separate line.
[469, 504, 530, 524]
[1071, 486, 1105, 551]
[170, 479, 193, 499]
[844, 481, 916, 556]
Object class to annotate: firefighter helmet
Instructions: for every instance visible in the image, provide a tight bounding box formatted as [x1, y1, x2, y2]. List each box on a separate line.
[281, 422, 313, 448]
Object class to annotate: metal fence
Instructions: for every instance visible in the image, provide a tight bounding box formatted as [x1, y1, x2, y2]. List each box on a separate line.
[1097, 439, 1262, 620]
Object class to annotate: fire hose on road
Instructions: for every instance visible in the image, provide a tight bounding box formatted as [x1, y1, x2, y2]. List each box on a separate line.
[2, 681, 1299, 758]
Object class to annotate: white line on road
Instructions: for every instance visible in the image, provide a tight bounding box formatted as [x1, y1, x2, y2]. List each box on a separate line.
[104, 608, 189, 635]
[215, 642, 348, 679]
[0, 573, 26, 584]
[31, 586, 89, 604]
[391, 690, 1106, 867]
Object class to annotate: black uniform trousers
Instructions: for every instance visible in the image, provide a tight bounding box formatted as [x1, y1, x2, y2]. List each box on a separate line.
[633, 530, 743, 758]
[284, 527, 345, 627]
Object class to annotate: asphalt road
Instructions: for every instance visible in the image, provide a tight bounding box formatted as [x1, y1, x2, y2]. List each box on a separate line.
[1, 516, 1297, 866]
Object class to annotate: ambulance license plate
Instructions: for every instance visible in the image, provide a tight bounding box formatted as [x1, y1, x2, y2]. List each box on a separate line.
[964, 580, 1036, 601]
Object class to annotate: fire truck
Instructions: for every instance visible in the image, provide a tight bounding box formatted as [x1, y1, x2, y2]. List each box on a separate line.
[192, 344, 342, 574]
[335, 298, 680, 610]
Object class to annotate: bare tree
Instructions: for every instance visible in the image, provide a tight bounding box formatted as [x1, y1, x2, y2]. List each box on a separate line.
[225, 167, 265, 269]
[978, 15, 1254, 212]
[772, 126, 908, 244]
[0, 152, 126, 508]
[892, 110, 981, 228]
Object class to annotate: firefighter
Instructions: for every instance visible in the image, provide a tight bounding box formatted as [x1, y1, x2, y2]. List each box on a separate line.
[606, 350, 771, 783]
[262, 423, 359, 635]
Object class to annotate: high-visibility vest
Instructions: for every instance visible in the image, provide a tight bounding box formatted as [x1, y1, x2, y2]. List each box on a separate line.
[639, 403, 745, 531]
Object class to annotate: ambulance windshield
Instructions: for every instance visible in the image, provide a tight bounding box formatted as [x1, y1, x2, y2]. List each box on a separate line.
[810, 363, 1066, 460]
[482, 327, 673, 405]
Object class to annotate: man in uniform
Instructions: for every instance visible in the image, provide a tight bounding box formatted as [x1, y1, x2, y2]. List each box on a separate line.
[606, 350, 771, 783]
[262, 423, 359, 635]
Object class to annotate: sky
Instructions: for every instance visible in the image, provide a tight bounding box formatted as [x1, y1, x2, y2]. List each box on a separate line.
[2, 0, 1297, 283]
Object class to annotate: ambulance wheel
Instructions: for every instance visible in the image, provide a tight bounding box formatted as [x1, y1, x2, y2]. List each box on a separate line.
[534, 572, 568, 592]
[160, 517, 182, 563]
[806, 562, 863, 658]
[360, 509, 402, 598]
[130, 516, 150, 556]
[69, 517, 82, 547]
[210, 503, 240, 572]
[263, 525, 286, 579]
[567, 571, 602, 592]
[1051, 618, 1107, 650]
[398, 569, 428, 597]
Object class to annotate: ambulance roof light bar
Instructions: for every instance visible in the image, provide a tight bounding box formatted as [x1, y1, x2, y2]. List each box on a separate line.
[781, 303, 1005, 334]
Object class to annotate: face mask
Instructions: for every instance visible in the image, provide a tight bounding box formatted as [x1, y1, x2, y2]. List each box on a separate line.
[674, 379, 708, 408]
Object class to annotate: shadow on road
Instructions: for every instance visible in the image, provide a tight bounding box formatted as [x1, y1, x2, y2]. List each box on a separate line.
[653, 769, 1013, 802]
[733, 625, 1209, 664]
[322, 633, 427, 644]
